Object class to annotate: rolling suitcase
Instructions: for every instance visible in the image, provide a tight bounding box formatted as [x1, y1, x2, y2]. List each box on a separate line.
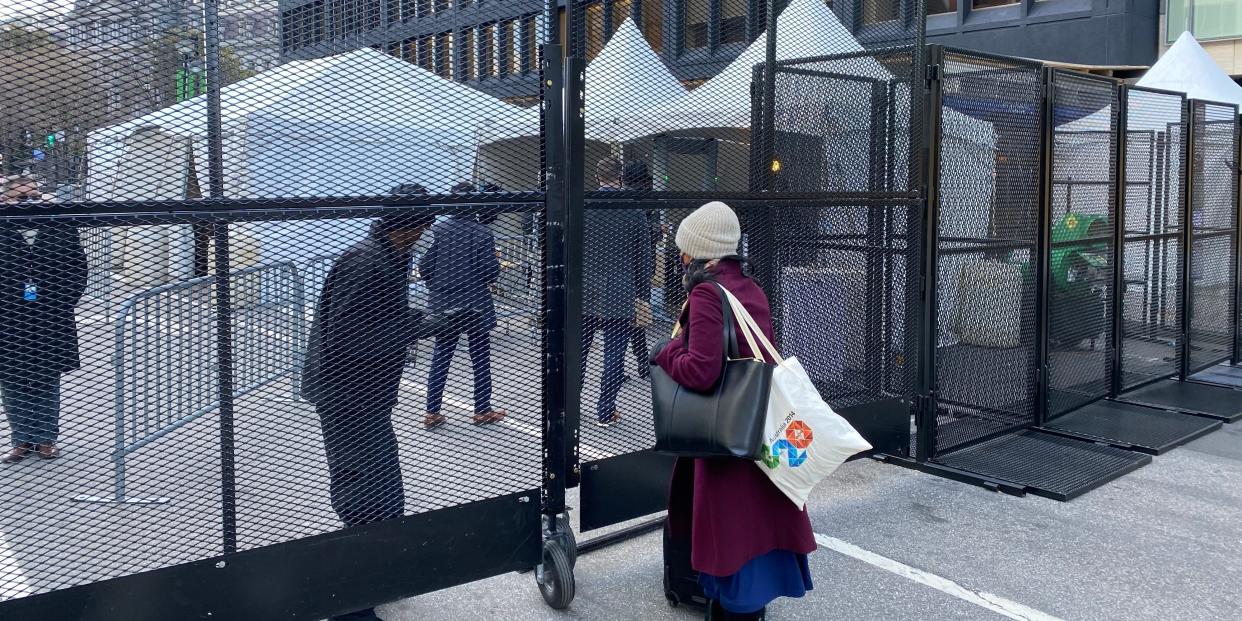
[664, 522, 707, 609]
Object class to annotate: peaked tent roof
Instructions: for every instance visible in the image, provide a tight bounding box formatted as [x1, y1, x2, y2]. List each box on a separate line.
[585, 16, 686, 134]
[1138, 31, 1242, 107]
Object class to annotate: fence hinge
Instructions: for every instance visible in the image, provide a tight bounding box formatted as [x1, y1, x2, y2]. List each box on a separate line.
[925, 63, 941, 84]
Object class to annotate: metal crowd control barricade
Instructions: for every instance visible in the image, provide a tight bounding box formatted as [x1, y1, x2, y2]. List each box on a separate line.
[74, 261, 306, 505]
[1040, 83, 1222, 453]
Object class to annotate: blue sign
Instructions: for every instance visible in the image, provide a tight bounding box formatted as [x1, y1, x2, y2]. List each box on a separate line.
[31, 149, 44, 161]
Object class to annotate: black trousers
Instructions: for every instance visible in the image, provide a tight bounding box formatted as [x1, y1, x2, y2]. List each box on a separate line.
[630, 324, 650, 370]
[316, 377, 404, 527]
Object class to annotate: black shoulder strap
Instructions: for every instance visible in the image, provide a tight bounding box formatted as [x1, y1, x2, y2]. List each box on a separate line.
[714, 283, 740, 360]
[679, 282, 740, 361]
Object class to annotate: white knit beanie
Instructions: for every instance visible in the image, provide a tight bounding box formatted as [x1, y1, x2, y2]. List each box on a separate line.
[675, 201, 741, 260]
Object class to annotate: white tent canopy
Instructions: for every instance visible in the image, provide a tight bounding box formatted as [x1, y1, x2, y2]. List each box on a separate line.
[87, 48, 532, 283]
[476, 16, 683, 189]
[89, 47, 529, 200]
[585, 17, 686, 141]
[1139, 32, 1242, 107]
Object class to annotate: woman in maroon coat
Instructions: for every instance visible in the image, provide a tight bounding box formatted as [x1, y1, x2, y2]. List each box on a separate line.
[654, 202, 816, 620]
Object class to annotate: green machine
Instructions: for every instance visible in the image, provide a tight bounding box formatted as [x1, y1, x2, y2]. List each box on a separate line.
[1004, 211, 1111, 348]
[1048, 212, 1111, 348]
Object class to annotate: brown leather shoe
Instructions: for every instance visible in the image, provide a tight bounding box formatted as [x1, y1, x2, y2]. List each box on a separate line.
[471, 410, 506, 426]
[424, 413, 448, 430]
[2, 444, 31, 464]
[36, 443, 61, 460]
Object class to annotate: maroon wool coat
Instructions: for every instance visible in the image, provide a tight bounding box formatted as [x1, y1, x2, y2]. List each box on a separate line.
[653, 260, 817, 577]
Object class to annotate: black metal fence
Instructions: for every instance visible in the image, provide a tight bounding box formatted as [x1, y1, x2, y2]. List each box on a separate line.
[1185, 101, 1239, 376]
[1118, 87, 1187, 392]
[0, 0, 1240, 616]
[922, 48, 1045, 458]
[1044, 70, 1119, 420]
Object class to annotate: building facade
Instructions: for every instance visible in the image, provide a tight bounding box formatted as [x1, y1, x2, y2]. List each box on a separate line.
[1161, 0, 1242, 76]
[277, 0, 924, 98]
[277, 0, 1160, 98]
[925, 0, 1158, 68]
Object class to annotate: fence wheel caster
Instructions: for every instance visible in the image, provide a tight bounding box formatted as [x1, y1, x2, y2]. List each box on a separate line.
[556, 514, 577, 567]
[536, 537, 575, 609]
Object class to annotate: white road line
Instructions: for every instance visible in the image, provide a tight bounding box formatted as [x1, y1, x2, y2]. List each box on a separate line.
[814, 534, 1065, 621]
[400, 379, 610, 461]
[0, 533, 34, 601]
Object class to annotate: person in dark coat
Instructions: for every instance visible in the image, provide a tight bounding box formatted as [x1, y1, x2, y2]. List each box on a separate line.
[300, 209, 438, 621]
[582, 157, 651, 426]
[0, 177, 87, 464]
[418, 187, 505, 430]
[654, 202, 816, 620]
[623, 161, 658, 381]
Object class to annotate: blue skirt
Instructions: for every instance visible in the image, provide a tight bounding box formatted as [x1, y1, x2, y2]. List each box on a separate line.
[699, 550, 813, 613]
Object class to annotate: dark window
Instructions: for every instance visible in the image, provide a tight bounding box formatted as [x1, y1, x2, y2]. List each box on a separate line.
[480, 22, 495, 78]
[522, 13, 538, 74]
[499, 19, 514, 76]
[861, 0, 897, 23]
[643, 0, 663, 52]
[366, 0, 381, 29]
[720, 0, 746, 44]
[971, 0, 1017, 8]
[927, 0, 957, 14]
[684, 0, 709, 49]
[435, 30, 452, 78]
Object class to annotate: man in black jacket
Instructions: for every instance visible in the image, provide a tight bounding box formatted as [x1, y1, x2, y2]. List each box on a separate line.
[300, 209, 437, 621]
[0, 177, 88, 464]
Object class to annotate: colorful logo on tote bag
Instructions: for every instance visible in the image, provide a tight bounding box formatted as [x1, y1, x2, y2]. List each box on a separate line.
[761, 420, 814, 469]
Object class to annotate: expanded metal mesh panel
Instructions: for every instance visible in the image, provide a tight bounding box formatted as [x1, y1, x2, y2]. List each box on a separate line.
[1187, 102, 1238, 374]
[0, 0, 553, 605]
[1119, 88, 1186, 390]
[577, 198, 920, 457]
[0, 205, 546, 600]
[767, 49, 920, 195]
[565, 0, 922, 197]
[932, 51, 1042, 455]
[1045, 72, 1117, 418]
[0, 1, 544, 204]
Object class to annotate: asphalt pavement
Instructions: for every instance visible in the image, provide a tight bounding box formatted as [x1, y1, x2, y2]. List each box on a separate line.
[376, 422, 1242, 621]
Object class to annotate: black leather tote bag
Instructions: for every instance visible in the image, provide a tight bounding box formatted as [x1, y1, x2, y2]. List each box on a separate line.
[650, 284, 772, 459]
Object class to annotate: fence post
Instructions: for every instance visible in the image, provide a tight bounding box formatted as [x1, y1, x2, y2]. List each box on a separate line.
[563, 55, 585, 490]
[203, 0, 236, 555]
[916, 45, 944, 462]
[1110, 87, 1128, 397]
[541, 43, 568, 520]
[1234, 112, 1241, 365]
[1033, 67, 1055, 427]
[1179, 100, 1196, 380]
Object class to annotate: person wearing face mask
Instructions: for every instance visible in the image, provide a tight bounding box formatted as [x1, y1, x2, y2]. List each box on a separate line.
[0, 177, 87, 464]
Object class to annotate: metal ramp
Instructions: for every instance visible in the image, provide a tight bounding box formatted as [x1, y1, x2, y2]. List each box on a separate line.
[1042, 400, 1221, 455]
[1118, 379, 1242, 423]
[932, 430, 1151, 501]
[1191, 364, 1242, 389]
